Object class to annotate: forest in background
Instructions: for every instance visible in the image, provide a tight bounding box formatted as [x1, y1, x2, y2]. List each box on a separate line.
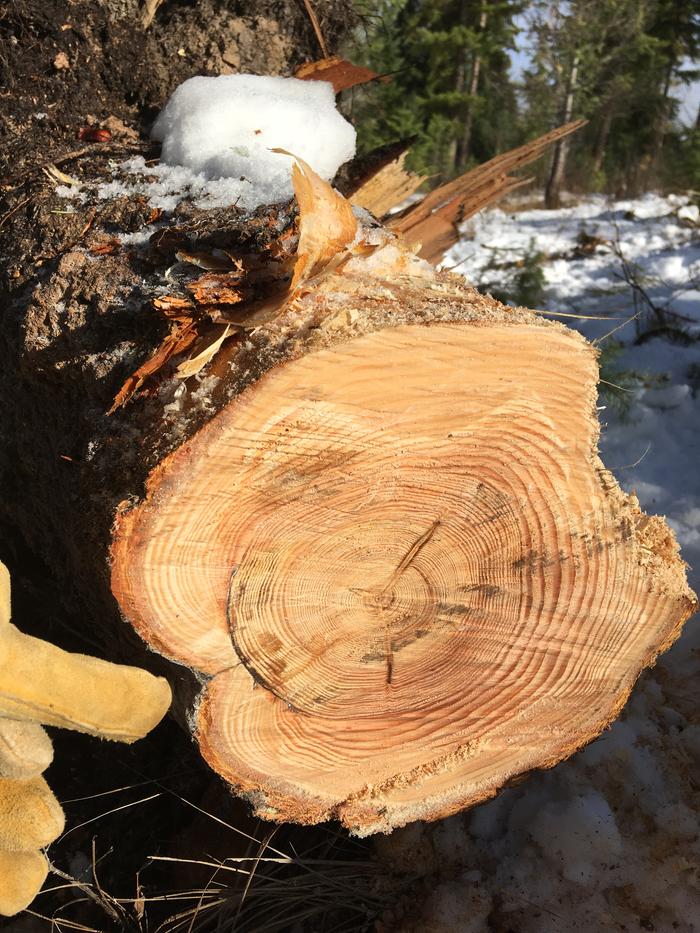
[344, 0, 700, 206]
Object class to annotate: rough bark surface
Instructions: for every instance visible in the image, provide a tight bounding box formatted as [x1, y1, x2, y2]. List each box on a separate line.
[0, 0, 354, 666]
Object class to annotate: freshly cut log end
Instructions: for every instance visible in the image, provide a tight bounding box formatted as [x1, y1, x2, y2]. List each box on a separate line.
[111, 272, 696, 835]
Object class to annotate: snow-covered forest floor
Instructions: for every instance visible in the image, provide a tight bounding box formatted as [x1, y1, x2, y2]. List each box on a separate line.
[382, 195, 700, 933]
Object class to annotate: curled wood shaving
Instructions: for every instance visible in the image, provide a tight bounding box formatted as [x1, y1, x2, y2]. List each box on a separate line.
[272, 149, 359, 291]
[174, 325, 234, 380]
[295, 56, 384, 93]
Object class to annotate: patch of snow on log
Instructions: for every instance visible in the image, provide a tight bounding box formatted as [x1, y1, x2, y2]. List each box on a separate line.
[54, 75, 357, 212]
[150, 75, 356, 209]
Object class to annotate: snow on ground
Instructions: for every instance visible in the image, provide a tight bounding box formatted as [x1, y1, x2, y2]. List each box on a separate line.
[387, 194, 700, 932]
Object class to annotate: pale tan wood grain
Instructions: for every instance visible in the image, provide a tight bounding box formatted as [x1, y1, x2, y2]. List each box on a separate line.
[112, 314, 695, 834]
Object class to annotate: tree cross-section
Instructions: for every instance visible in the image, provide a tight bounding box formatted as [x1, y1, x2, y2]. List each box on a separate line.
[111, 247, 696, 835]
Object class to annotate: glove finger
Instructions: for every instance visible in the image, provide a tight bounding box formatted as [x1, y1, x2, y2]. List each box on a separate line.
[0, 719, 53, 779]
[0, 849, 48, 916]
[0, 624, 171, 742]
[0, 775, 64, 850]
[0, 563, 9, 629]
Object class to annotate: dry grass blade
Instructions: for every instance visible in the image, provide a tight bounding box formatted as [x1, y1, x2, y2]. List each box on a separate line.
[295, 56, 384, 92]
[300, 0, 328, 57]
[24, 908, 103, 932]
[389, 120, 587, 262]
[232, 828, 277, 928]
[55, 792, 162, 843]
[148, 851, 392, 933]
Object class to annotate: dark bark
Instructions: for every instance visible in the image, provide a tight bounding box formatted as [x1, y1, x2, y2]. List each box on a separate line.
[648, 61, 674, 177]
[591, 108, 614, 176]
[455, 7, 488, 170]
[0, 0, 354, 668]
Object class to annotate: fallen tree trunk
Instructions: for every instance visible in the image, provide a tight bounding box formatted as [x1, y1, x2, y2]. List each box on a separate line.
[100, 200, 693, 835]
[1, 145, 696, 834]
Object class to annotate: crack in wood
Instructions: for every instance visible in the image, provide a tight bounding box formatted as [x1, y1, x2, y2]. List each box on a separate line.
[370, 519, 441, 685]
[350, 520, 442, 684]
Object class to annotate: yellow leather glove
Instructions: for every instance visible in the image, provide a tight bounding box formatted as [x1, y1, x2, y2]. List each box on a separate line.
[0, 561, 172, 916]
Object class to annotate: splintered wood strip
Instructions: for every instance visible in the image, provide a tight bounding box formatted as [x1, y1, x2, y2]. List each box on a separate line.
[111, 322, 695, 833]
[390, 121, 587, 252]
[350, 151, 426, 219]
[412, 175, 532, 263]
[295, 56, 383, 92]
[108, 320, 199, 414]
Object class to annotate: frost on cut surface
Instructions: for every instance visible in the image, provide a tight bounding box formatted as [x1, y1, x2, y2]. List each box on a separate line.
[150, 75, 356, 210]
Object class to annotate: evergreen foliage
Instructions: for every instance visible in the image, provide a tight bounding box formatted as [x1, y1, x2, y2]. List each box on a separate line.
[349, 1, 524, 176]
[347, 0, 700, 195]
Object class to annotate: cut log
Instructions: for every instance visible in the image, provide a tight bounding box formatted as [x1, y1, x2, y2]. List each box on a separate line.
[0, 114, 693, 835]
[109, 216, 696, 834]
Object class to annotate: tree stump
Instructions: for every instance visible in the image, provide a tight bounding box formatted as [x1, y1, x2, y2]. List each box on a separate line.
[109, 225, 696, 834]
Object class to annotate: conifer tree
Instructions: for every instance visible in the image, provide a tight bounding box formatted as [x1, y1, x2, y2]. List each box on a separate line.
[350, 0, 523, 177]
[524, 0, 661, 205]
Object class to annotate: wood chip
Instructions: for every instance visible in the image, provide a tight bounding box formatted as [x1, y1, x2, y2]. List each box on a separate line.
[174, 325, 234, 380]
[295, 56, 384, 93]
[109, 321, 199, 413]
[89, 237, 121, 256]
[185, 273, 244, 306]
[152, 295, 197, 318]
